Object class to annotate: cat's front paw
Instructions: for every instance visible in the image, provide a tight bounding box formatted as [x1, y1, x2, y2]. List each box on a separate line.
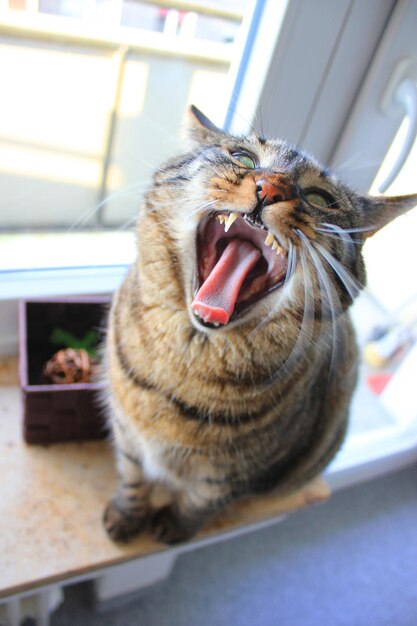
[151, 506, 199, 545]
[103, 499, 147, 543]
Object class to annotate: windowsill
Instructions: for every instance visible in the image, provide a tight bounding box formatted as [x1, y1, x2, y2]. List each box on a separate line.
[1, 235, 417, 489]
[0, 231, 135, 271]
[327, 416, 417, 491]
[0, 231, 134, 299]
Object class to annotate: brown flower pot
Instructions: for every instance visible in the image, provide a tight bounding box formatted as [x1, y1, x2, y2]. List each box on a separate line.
[19, 297, 111, 444]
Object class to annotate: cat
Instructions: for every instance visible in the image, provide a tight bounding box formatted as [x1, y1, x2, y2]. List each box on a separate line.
[103, 105, 416, 544]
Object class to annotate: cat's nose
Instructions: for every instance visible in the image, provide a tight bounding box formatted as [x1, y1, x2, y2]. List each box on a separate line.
[256, 179, 282, 205]
[255, 176, 296, 206]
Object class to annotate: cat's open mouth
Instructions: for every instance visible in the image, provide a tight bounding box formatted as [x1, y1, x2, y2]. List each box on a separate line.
[192, 212, 287, 327]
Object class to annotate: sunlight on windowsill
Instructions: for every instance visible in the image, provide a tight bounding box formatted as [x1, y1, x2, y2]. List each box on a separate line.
[0, 231, 136, 272]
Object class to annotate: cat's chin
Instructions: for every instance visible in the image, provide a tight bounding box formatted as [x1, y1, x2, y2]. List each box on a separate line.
[189, 211, 288, 331]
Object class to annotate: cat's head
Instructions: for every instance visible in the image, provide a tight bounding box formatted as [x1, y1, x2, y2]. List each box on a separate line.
[144, 106, 416, 334]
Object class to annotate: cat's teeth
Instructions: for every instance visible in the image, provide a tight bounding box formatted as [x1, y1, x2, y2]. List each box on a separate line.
[194, 310, 221, 326]
[224, 212, 239, 232]
[216, 213, 285, 254]
[264, 233, 283, 252]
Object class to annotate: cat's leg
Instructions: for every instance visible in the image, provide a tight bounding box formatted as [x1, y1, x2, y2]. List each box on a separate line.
[103, 418, 151, 543]
[150, 485, 228, 545]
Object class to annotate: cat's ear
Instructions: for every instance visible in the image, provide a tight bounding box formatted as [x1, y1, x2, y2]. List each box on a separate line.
[361, 192, 417, 237]
[185, 105, 225, 146]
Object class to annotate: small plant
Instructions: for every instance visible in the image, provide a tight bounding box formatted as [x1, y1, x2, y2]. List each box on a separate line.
[43, 328, 100, 384]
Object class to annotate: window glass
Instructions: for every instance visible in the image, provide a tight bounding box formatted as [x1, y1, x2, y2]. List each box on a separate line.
[368, 121, 417, 315]
[0, 0, 249, 269]
[345, 117, 417, 442]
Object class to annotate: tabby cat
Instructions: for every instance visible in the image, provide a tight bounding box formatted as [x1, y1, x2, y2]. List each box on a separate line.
[103, 105, 416, 544]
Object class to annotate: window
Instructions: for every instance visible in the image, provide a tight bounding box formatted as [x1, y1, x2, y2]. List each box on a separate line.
[324, 0, 417, 486]
[1, 0, 416, 488]
[0, 0, 250, 277]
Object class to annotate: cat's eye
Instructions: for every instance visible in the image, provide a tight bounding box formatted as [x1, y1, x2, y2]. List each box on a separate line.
[304, 189, 335, 209]
[231, 152, 257, 169]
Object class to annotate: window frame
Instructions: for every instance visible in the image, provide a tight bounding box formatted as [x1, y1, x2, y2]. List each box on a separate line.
[1, 0, 417, 486]
[0, 0, 398, 301]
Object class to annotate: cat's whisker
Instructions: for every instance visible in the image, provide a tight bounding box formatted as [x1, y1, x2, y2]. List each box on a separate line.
[67, 206, 102, 231]
[331, 152, 383, 174]
[316, 224, 358, 259]
[187, 200, 221, 220]
[284, 240, 296, 289]
[319, 223, 376, 235]
[316, 229, 363, 246]
[311, 257, 369, 384]
[347, 225, 377, 233]
[204, 156, 245, 183]
[115, 215, 138, 232]
[258, 247, 316, 390]
[297, 230, 343, 388]
[247, 242, 297, 339]
[68, 181, 150, 231]
[140, 209, 174, 229]
[223, 98, 258, 136]
[315, 242, 363, 302]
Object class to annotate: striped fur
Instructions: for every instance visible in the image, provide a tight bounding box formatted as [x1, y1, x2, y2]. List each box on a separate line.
[103, 106, 417, 544]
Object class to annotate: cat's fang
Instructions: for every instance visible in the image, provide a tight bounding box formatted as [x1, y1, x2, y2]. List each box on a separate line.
[216, 215, 226, 224]
[264, 233, 285, 255]
[224, 212, 239, 232]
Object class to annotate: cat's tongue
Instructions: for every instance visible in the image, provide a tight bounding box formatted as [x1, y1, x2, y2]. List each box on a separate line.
[192, 239, 261, 325]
